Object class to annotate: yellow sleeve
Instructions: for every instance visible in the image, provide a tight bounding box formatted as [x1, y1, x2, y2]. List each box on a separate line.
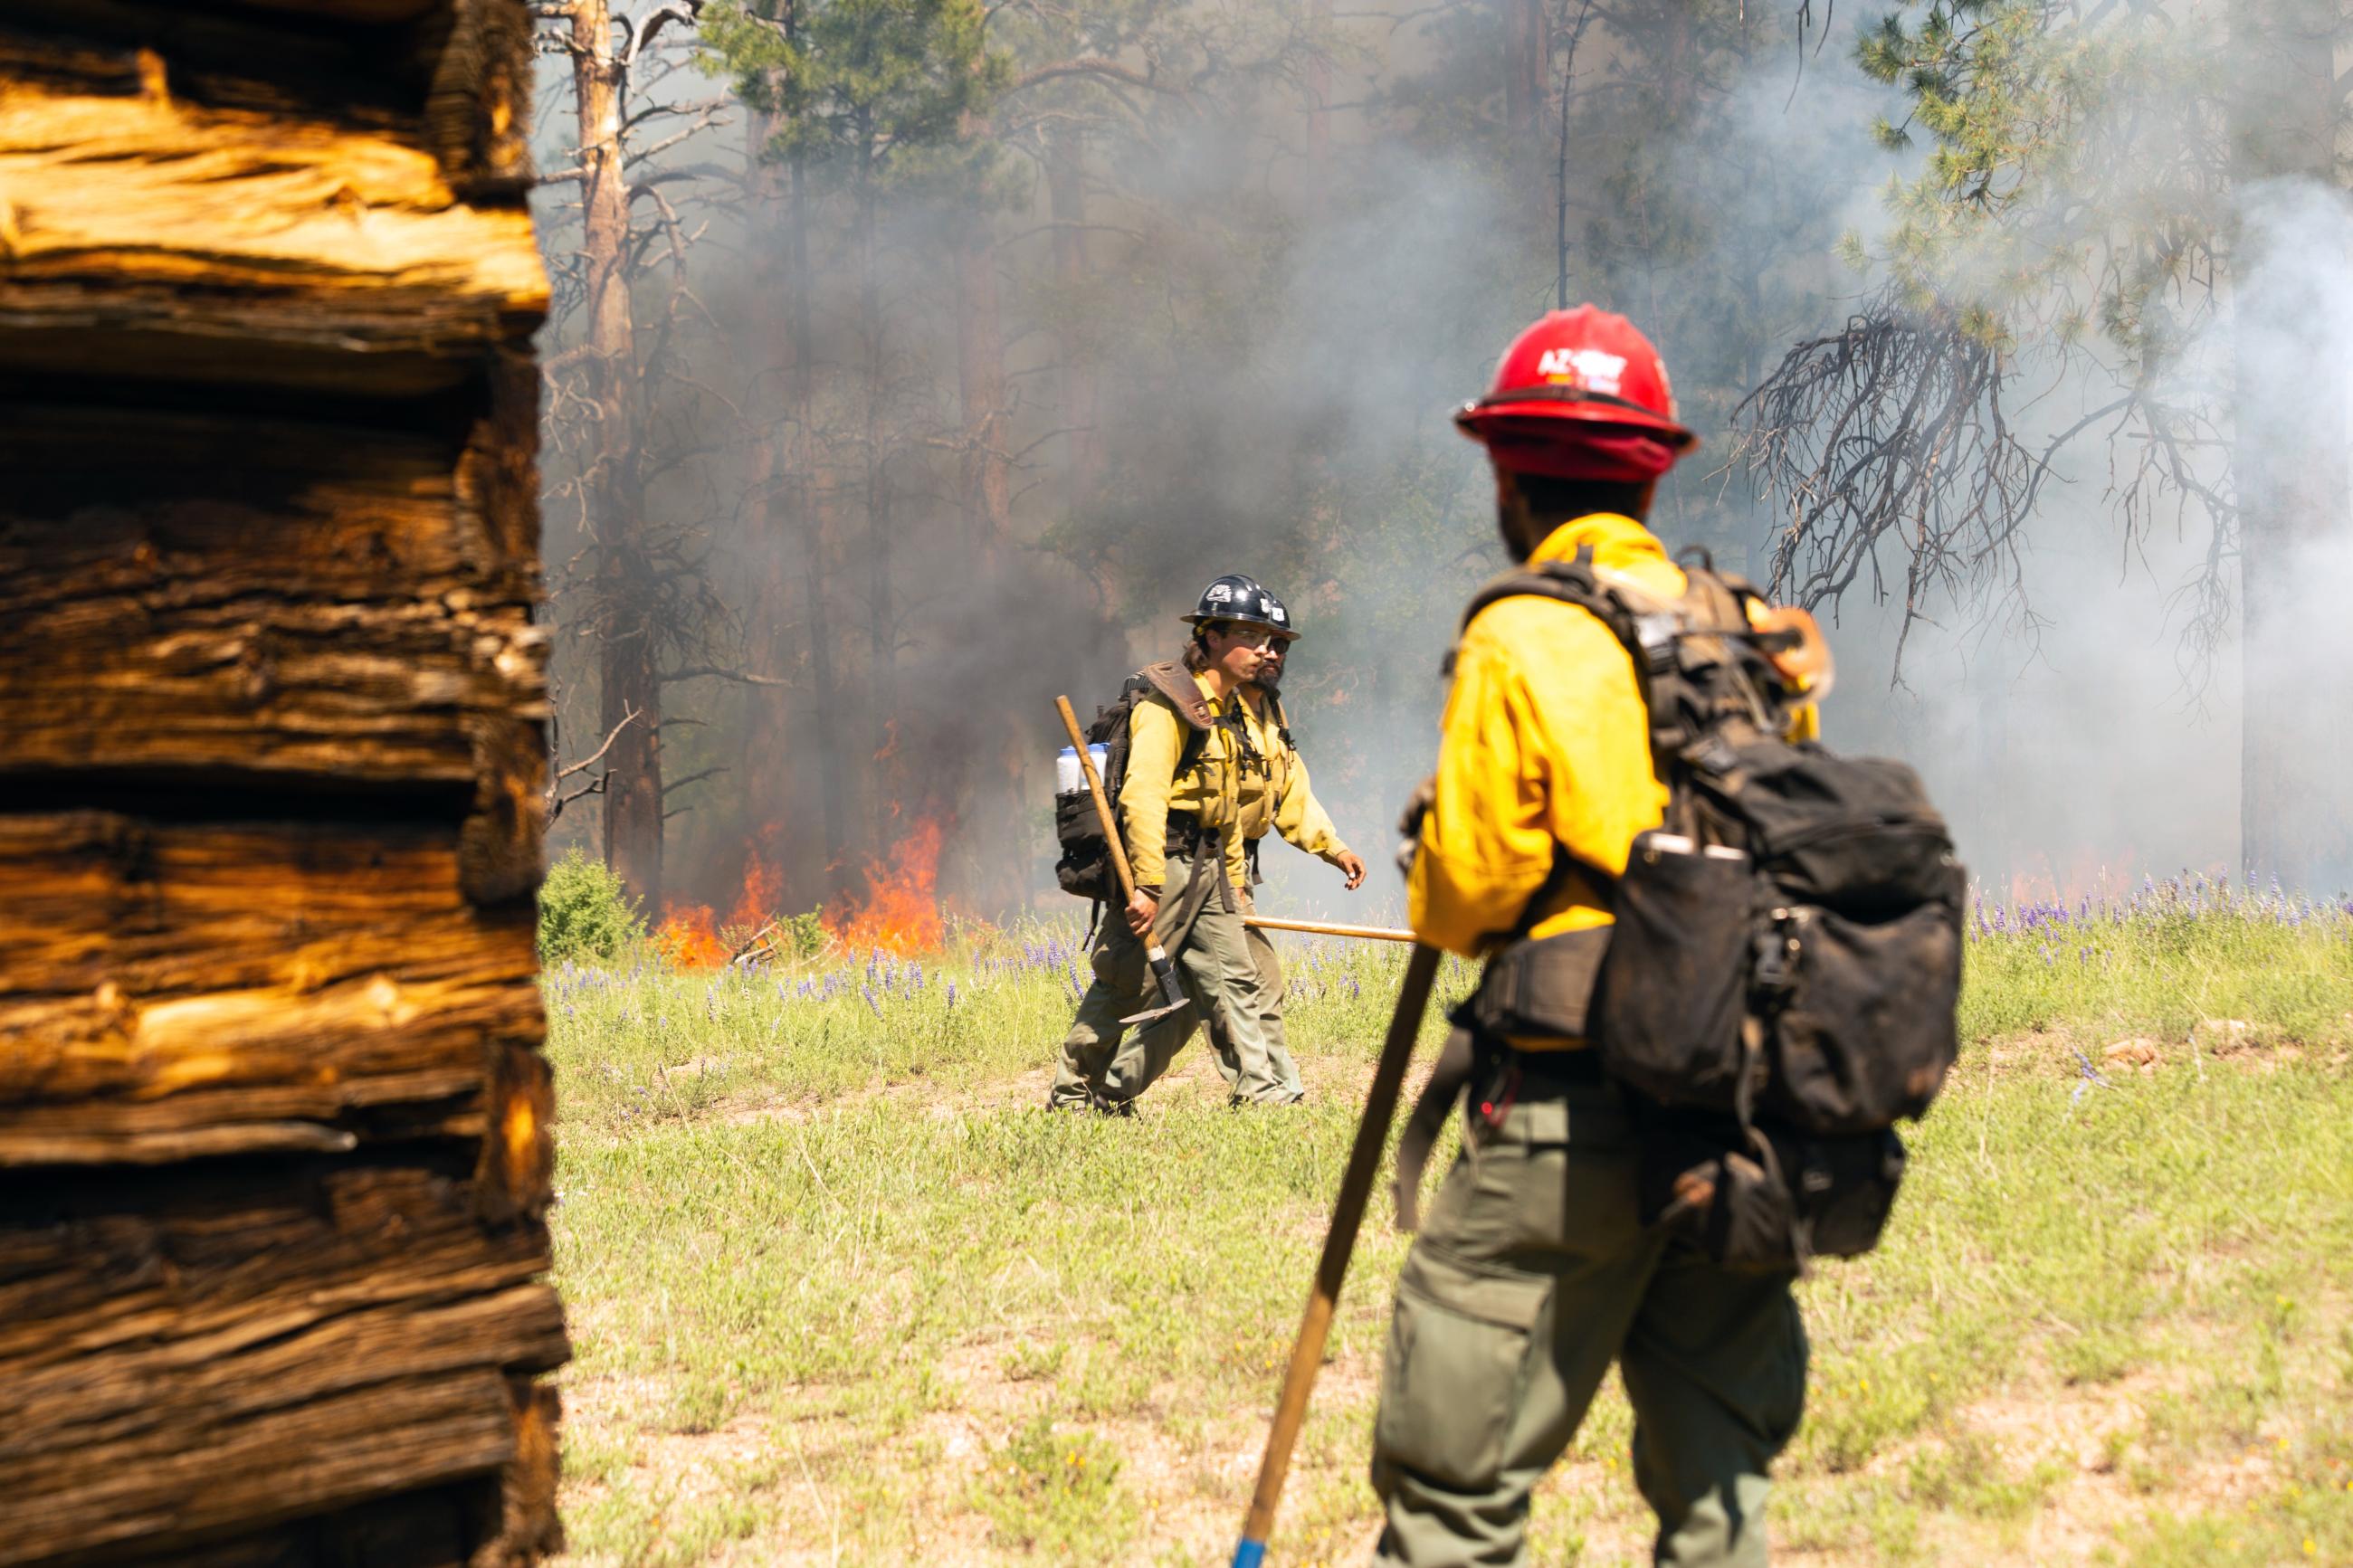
[1274, 752, 1349, 865]
[1406, 636, 1556, 956]
[1408, 601, 1667, 955]
[1120, 699, 1181, 892]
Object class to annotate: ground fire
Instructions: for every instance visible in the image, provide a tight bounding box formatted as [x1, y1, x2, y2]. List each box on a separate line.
[824, 818, 948, 955]
[653, 822, 950, 965]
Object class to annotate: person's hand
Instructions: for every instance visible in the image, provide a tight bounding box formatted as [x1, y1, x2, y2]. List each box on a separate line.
[1126, 889, 1159, 938]
[1335, 850, 1367, 890]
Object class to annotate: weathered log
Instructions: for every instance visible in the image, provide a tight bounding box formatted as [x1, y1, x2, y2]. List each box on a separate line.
[4, 1, 561, 1557]
[0, 35, 544, 394]
[0, 3, 528, 196]
[0, 813, 547, 1200]
[0, 1161, 567, 1567]
[0, 395, 548, 889]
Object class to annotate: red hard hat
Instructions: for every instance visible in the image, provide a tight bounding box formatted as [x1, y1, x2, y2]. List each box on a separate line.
[1455, 306, 1696, 482]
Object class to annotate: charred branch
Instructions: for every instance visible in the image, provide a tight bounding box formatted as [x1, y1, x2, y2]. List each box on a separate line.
[1729, 296, 2053, 676]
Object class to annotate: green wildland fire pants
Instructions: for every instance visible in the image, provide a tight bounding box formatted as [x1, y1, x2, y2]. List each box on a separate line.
[1047, 844, 1293, 1108]
[1372, 1050, 1808, 1568]
[1112, 887, 1302, 1102]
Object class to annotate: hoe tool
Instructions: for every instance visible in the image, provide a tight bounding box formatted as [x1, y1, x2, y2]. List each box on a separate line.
[1054, 696, 1192, 1030]
[1232, 940, 1443, 1567]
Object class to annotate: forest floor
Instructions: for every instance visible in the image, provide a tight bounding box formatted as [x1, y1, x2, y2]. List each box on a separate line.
[542, 889, 2353, 1566]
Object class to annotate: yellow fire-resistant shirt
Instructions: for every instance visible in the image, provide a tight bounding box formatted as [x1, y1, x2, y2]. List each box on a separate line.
[1120, 670, 1245, 893]
[1409, 513, 1677, 957]
[1409, 512, 1820, 960]
[1234, 689, 1353, 879]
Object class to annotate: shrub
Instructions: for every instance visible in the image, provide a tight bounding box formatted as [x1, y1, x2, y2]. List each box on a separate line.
[780, 909, 827, 960]
[538, 848, 645, 964]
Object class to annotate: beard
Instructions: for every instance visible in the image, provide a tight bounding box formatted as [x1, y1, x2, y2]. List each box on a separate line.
[1255, 660, 1284, 696]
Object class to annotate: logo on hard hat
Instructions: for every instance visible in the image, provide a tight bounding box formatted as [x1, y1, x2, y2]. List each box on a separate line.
[1206, 583, 1234, 601]
[1535, 347, 1628, 394]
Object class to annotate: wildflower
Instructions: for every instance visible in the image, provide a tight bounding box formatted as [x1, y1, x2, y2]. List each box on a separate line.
[862, 986, 882, 1019]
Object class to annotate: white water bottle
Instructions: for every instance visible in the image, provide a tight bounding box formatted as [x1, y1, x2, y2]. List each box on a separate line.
[1056, 744, 1109, 796]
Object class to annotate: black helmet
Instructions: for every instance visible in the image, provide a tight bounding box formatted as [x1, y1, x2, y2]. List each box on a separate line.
[1181, 574, 1299, 640]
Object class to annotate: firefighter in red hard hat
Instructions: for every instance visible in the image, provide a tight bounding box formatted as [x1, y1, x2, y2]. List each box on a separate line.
[1367, 309, 1812, 1568]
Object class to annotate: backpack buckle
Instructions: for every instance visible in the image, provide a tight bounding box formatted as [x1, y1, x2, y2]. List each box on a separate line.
[1751, 910, 1800, 992]
[1634, 612, 1680, 675]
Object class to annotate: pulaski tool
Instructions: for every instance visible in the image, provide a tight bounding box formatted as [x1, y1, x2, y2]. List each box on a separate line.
[1053, 696, 1192, 1031]
[1232, 941, 1443, 1566]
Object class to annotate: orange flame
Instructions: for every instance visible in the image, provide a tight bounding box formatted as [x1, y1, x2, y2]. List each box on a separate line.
[824, 818, 946, 955]
[729, 850, 781, 932]
[652, 900, 727, 968]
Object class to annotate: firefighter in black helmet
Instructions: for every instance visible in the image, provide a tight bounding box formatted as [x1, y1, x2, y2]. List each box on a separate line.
[1049, 574, 1292, 1109]
[1103, 577, 1367, 1104]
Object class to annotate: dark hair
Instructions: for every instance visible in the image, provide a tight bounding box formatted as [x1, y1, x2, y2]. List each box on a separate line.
[1510, 472, 1653, 524]
[1182, 622, 1224, 673]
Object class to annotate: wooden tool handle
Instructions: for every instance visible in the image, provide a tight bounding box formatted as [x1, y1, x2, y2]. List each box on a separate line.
[1243, 916, 1416, 944]
[1234, 942, 1444, 1561]
[1055, 696, 1139, 907]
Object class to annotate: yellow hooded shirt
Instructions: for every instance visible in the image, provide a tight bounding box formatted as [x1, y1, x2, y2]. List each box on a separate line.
[1407, 513, 1684, 958]
[1234, 689, 1352, 876]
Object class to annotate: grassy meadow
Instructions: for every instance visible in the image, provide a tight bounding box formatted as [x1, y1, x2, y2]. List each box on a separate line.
[544, 881, 2353, 1566]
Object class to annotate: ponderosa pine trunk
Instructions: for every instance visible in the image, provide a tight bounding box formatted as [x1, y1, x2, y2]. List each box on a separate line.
[1048, 127, 1102, 504]
[949, 202, 1033, 916]
[739, 103, 800, 903]
[1503, 0, 1548, 148]
[856, 127, 900, 859]
[571, 0, 664, 910]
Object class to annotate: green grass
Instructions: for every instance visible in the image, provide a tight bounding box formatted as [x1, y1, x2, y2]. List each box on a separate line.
[546, 892, 2353, 1565]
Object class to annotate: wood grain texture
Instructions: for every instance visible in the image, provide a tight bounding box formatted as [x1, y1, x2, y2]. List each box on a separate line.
[0, 22, 545, 393]
[0, 396, 548, 832]
[2, 2, 561, 1557]
[0, 1161, 566, 1567]
[0, 814, 546, 1176]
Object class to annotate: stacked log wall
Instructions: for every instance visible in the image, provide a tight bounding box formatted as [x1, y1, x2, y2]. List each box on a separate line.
[0, 2, 562, 1563]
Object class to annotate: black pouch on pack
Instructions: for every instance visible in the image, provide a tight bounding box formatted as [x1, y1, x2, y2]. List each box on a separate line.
[1460, 925, 1612, 1040]
[1053, 792, 1115, 901]
[1633, 1107, 1795, 1269]
[1758, 900, 1963, 1135]
[1788, 1126, 1910, 1259]
[1694, 742, 1956, 920]
[1635, 1103, 1909, 1269]
[1591, 832, 1757, 1109]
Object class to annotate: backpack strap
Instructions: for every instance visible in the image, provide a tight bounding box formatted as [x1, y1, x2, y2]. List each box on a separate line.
[1266, 691, 1295, 752]
[1136, 660, 1215, 731]
[1133, 660, 1216, 775]
[1454, 550, 1788, 785]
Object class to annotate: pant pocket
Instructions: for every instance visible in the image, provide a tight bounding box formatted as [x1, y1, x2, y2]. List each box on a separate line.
[1373, 1248, 1552, 1493]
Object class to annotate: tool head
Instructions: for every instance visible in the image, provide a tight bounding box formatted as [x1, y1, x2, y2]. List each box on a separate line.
[1119, 996, 1193, 1028]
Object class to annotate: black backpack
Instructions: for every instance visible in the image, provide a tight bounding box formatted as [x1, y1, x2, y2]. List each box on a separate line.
[1460, 548, 1964, 1269]
[1053, 661, 1215, 904]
